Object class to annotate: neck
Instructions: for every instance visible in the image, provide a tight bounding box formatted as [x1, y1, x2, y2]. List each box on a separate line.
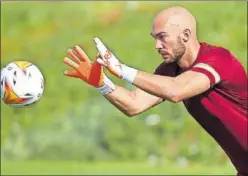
[177, 41, 200, 70]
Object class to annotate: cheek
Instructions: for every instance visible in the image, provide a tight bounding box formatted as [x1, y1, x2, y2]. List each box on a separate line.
[163, 39, 177, 51]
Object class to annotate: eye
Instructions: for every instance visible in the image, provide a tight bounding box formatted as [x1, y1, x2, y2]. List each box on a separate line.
[159, 35, 167, 41]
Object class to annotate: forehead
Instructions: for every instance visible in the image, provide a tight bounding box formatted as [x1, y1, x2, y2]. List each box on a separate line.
[151, 19, 178, 36]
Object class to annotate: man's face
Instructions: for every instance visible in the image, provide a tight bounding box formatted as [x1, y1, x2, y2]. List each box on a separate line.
[151, 23, 186, 63]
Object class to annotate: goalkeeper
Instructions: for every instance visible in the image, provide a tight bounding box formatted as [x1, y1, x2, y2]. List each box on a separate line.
[63, 6, 248, 176]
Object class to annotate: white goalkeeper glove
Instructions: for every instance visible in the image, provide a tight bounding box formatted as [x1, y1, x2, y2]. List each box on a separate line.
[93, 37, 138, 84]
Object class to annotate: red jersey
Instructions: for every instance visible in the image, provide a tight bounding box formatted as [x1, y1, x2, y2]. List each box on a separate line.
[154, 43, 248, 175]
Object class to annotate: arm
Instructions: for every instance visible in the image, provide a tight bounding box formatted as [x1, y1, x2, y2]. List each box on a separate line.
[131, 50, 233, 102]
[93, 37, 212, 103]
[104, 85, 163, 117]
[62, 43, 163, 117]
[133, 70, 211, 102]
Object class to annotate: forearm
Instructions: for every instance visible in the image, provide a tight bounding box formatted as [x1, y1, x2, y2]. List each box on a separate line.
[93, 38, 180, 102]
[94, 38, 210, 104]
[133, 71, 181, 102]
[103, 85, 141, 117]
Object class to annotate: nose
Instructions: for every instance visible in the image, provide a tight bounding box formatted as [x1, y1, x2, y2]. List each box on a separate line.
[155, 39, 163, 50]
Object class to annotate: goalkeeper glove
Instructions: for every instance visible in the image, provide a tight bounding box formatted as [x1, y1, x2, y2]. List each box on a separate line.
[93, 37, 138, 84]
[63, 45, 115, 95]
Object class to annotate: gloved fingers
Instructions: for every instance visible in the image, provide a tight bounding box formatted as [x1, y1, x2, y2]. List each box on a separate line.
[73, 45, 92, 63]
[93, 37, 110, 60]
[63, 57, 79, 69]
[67, 48, 81, 64]
[63, 70, 79, 78]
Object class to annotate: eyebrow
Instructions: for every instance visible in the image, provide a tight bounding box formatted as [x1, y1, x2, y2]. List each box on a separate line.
[150, 32, 167, 37]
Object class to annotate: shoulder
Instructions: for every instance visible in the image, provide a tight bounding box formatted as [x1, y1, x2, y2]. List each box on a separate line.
[192, 42, 245, 84]
[196, 43, 233, 64]
[154, 62, 179, 77]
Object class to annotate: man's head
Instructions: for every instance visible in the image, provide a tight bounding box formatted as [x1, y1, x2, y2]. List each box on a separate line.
[151, 6, 197, 63]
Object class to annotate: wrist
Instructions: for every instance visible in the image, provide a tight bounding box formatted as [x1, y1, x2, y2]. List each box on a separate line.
[121, 64, 138, 84]
[97, 74, 115, 95]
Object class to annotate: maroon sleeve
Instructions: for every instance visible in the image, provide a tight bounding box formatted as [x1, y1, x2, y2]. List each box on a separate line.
[191, 48, 235, 87]
[191, 67, 217, 87]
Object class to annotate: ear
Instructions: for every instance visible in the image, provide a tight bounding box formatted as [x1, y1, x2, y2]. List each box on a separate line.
[182, 29, 191, 42]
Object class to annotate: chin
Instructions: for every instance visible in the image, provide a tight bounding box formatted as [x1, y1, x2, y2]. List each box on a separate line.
[162, 55, 173, 63]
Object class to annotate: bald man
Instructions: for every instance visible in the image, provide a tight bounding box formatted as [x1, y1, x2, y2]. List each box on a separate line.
[63, 6, 247, 176]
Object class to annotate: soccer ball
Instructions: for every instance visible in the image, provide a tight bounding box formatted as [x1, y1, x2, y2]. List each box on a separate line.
[1, 61, 44, 107]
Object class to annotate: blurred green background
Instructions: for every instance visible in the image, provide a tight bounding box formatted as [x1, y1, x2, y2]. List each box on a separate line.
[1, 1, 247, 175]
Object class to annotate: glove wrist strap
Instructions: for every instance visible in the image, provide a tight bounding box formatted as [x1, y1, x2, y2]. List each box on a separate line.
[97, 74, 115, 95]
[121, 64, 138, 84]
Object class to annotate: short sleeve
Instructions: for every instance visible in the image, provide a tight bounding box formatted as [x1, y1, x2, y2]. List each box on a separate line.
[191, 49, 234, 87]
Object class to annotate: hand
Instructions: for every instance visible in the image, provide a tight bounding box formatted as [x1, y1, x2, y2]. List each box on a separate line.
[93, 37, 123, 78]
[94, 37, 138, 84]
[63, 44, 115, 95]
[63, 45, 104, 88]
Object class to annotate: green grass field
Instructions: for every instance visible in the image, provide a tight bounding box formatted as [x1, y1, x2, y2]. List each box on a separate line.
[2, 161, 236, 175]
[1, 1, 246, 175]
